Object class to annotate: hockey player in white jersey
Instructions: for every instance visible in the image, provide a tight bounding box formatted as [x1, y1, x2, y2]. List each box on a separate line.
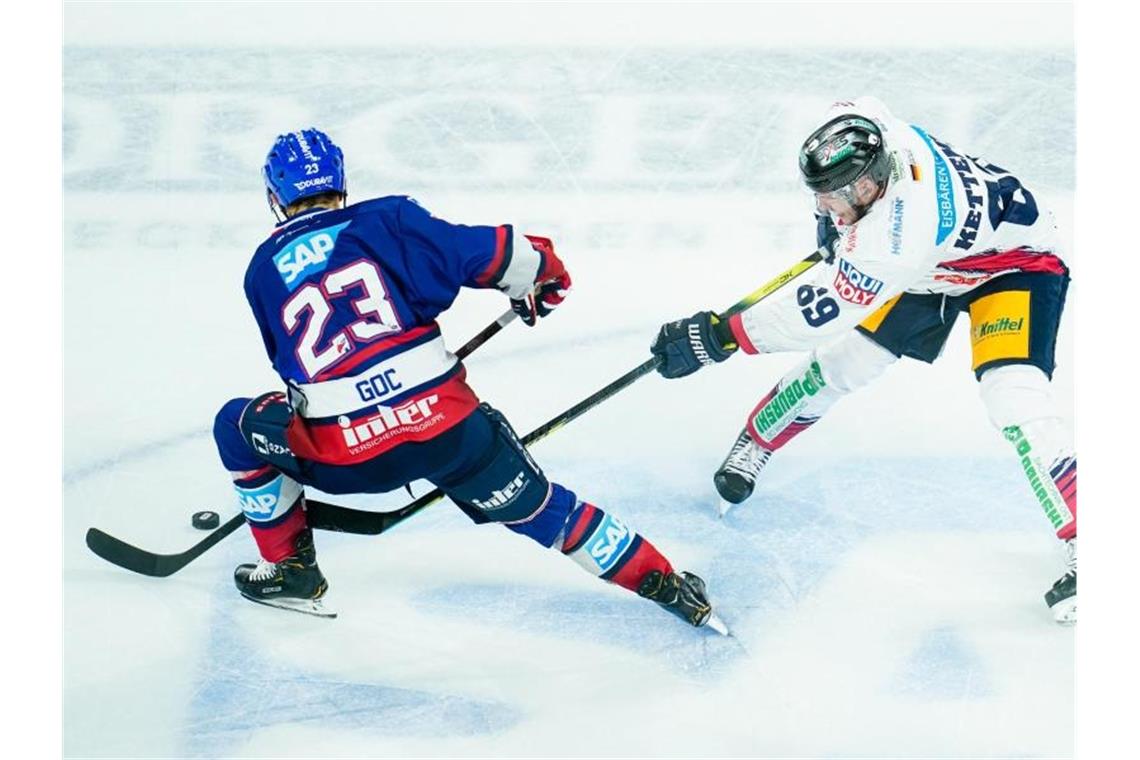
[649, 98, 1076, 624]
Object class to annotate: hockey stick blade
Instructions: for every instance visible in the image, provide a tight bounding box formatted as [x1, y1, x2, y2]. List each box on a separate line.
[85, 512, 246, 577]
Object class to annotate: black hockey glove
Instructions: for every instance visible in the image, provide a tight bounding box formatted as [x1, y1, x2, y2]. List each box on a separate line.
[650, 311, 736, 379]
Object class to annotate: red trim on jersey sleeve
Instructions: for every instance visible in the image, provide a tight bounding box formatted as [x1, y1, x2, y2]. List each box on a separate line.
[728, 313, 760, 354]
[937, 248, 1068, 276]
[475, 225, 510, 287]
[285, 370, 481, 465]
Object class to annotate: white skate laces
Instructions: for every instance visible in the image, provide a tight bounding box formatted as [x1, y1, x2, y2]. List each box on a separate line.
[723, 432, 772, 481]
[246, 558, 279, 582]
[1064, 537, 1076, 575]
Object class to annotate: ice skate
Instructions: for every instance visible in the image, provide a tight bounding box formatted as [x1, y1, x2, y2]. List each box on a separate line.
[713, 429, 772, 516]
[638, 570, 729, 635]
[1044, 537, 1076, 625]
[234, 529, 336, 618]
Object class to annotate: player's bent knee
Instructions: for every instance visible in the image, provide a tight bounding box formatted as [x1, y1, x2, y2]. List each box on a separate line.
[978, 363, 1055, 430]
[214, 396, 258, 471]
[238, 391, 300, 472]
[441, 404, 563, 545]
[815, 332, 897, 393]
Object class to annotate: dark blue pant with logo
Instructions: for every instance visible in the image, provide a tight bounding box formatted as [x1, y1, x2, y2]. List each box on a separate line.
[213, 397, 676, 592]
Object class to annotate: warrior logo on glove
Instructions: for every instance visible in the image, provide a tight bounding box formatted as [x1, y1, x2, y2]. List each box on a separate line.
[650, 311, 737, 379]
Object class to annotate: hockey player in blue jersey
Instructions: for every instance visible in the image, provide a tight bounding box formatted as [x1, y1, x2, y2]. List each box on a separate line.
[212, 128, 722, 629]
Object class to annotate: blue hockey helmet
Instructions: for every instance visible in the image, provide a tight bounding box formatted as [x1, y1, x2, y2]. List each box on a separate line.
[262, 128, 347, 213]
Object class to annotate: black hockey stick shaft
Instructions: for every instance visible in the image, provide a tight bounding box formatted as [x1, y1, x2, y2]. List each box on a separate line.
[305, 247, 827, 535]
[84, 308, 520, 577]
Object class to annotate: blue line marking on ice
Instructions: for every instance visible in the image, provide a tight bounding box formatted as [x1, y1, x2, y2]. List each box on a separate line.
[889, 626, 993, 699]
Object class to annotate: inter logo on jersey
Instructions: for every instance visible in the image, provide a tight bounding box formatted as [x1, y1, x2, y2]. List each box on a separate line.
[833, 259, 884, 305]
[274, 221, 351, 291]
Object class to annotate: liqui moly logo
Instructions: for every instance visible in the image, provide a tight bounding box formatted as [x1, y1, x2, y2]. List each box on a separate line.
[471, 472, 528, 512]
[338, 394, 441, 448]
[833, 259, 884, 305]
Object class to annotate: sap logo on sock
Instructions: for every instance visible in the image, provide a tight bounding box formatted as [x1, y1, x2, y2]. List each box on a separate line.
[833, 259, 884, 305]
[251, 432, 292, 458]
[239, 491, 278, 518]
[339, 394, 441, 450]
[472, 471, 528, 512]
[355, 368, 403, 403]
[236, 479, 284, 520]
[584, 514, 633, 574]
[274, 221, 350, 290]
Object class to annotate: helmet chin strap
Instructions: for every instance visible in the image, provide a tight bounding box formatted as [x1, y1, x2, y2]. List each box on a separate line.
[267, 189, 288, 224]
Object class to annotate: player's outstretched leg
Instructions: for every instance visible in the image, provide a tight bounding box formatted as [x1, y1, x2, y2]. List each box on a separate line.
[443, 404, 725, 632]
[554, 496, 720, 630]
[716, 333, 897, 513]
[500, 483, 725, 632]
[214, 397, 332, 617]
[980, 365, 1077, 623]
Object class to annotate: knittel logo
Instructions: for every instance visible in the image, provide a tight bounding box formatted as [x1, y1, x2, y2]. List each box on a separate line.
[973, 316, 1024, 341]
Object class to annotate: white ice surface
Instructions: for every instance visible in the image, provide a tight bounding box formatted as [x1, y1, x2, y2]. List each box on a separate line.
[64, 9, 1075, 758]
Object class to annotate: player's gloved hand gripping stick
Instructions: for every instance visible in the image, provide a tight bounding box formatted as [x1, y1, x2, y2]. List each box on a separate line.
[87, 249, 824, 575]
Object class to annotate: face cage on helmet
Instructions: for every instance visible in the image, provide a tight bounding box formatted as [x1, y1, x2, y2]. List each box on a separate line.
[810, 155, 889, 222]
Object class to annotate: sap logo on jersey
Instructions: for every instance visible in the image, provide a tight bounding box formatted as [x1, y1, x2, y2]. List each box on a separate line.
[274, 221, 351, 291]
[833, 259, 884, 305]
[583, 514, 633, 574]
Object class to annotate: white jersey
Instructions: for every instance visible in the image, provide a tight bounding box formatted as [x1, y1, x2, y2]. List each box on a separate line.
[730, 97, 1066, 354]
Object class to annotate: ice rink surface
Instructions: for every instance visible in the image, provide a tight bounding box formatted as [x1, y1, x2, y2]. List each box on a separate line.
[64, 4, 1075, 757]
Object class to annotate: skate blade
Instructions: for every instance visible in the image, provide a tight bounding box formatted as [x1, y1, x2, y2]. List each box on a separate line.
[717, 499, 734, 519]
[1051, 597, 1076, 625]
[704, 611, 731, 636]
[241, 593, 338, 619]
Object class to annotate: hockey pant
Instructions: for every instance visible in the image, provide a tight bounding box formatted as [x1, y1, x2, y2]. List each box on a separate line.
[740, 331, 1076, 539]
[213, 397, 675, 589]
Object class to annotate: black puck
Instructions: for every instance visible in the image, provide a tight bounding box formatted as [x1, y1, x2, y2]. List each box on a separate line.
[192, 510, 221, 530]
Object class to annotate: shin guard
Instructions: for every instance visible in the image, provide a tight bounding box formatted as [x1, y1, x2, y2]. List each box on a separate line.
[559, 501, 674, 592]
[231, 465, 307, 562]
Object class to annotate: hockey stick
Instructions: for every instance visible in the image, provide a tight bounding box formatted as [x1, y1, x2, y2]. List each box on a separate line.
[84, 308, 520, 577]
[305, 247, 827, 536]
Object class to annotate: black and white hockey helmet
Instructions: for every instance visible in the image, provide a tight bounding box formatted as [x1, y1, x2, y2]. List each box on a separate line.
[799, 114, 890, 192]
[799, 114, 891, 220]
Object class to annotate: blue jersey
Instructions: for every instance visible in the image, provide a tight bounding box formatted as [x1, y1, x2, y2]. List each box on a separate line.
[242, 195, 540, 465]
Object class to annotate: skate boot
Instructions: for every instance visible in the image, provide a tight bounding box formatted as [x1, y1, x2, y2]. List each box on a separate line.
[234, 529, 335, 618]
[1044, 537, 1076, 625]
[713, 429, 773, 515]
[638, 570, 728, 635]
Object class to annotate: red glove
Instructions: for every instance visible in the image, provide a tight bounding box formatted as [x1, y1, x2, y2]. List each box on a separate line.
[511, 235, 572, 326]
